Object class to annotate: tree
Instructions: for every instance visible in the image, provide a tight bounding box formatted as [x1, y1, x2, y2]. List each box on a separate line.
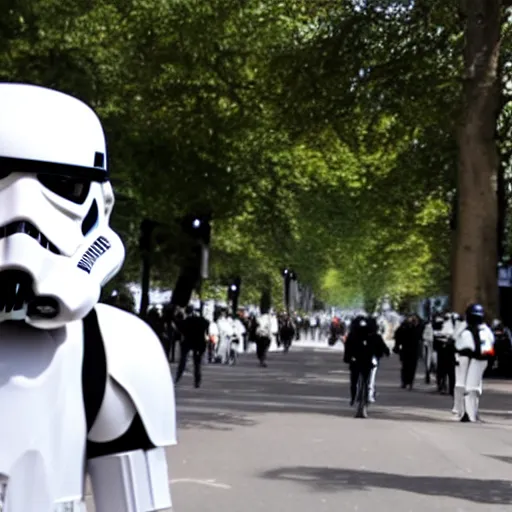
[452, 0, 509, 317]
[3, 0, 506, 313]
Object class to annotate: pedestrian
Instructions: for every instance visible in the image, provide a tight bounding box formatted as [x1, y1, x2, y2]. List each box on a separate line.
[207, 319, 219, 363]
[393, 314, 423, 390]
[174, 305, 209, 388]
[489, 319, 512, 376]
[216, 308, 234, 364]
[453, 304, 495, 422]
[434, 312, 460, 395]
[422, 316, 436, 385]
[256, 309, 273, 367]
[279, 314, 296, 352]
[366, 316, 390, 402]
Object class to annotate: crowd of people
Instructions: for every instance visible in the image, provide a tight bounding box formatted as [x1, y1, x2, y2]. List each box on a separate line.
[385, 304, 499, 422]
[106, 291, 509, 423]
[139, 305, 310, 387]
[301, 303, 504, 422]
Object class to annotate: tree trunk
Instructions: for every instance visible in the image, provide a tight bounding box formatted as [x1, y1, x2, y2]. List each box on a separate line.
[363, 297, 378, 314]
[170, 245, 202, 308]
[452, 0, 503, 318]
[139, 219, 156, 319]
[139, 251, 151, 318]
[497, 159, 507, 261]
[260, 288, 271, 314]
[449, 194, 458, 310]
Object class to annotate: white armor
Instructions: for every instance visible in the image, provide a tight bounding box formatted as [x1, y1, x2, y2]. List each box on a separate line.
[0, 84, 176, 512]
[454, 323, 495, 421]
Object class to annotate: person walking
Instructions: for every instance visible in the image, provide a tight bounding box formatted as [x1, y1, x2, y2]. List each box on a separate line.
[393, 314, 423, 390]
[256, 309, 273, 367]
[174, 306, 209, 388]
[453, 304, 495, 422]
[367, 316, 390, 402]
[279, 314, 296, 352]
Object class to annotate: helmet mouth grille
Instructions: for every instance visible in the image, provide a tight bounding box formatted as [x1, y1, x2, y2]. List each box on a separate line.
[0, 220, 60, 254]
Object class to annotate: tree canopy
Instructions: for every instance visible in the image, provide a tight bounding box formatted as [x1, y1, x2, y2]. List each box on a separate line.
[1, 0, 510, 312]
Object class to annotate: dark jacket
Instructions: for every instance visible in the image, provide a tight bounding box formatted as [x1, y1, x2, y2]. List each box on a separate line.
[393, 321, 423, 359]
[179, 315, 209, 349]
[344, 330, 390, 367]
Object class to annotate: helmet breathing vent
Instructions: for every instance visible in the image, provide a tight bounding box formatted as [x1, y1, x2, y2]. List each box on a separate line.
[82, 200, 99, 236]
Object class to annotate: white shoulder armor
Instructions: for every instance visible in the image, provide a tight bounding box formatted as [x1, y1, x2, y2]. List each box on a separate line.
[92, 303, 176, 447]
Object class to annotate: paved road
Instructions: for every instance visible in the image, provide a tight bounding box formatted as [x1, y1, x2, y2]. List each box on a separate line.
[170, 347, 512, 512]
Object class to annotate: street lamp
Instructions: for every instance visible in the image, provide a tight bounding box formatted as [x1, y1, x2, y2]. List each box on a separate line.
[227, 277, 241, 317]
[282, 268, 298, 314]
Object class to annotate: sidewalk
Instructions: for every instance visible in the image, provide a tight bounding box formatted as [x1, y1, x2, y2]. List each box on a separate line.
[171, 348, 512, 512]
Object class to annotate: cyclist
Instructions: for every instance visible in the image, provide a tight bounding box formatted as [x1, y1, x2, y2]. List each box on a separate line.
[344, 316, 389, 414]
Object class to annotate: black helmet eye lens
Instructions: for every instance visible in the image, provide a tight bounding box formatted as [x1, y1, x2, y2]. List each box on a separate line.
[38, 174, 91, 204]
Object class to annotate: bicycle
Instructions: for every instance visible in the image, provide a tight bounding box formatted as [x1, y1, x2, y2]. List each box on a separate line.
[354, 370, 369, 418]
[228, 336, 239, 365]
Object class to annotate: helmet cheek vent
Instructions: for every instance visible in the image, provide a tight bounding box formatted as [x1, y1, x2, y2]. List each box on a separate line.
[81, 200, 99, 236]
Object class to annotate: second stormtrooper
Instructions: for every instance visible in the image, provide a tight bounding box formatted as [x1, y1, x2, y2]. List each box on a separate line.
[453, 304, 495, 422]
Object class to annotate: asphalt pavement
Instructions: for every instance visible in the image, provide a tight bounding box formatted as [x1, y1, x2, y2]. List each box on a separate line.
[170, 345, 512, 512]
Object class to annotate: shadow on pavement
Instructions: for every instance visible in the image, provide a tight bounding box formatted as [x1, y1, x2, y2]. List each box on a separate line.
[259, 466, 512, 505]
[178, 409, 258, 431]
[174, 351, 512, 430]
[487, 455, 512, 465]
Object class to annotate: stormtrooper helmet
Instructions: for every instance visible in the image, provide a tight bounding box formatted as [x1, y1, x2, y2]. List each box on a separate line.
[0, 83, 125, 329]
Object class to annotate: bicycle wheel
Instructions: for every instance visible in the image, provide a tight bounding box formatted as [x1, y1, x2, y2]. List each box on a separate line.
[355, 372, 368, 418]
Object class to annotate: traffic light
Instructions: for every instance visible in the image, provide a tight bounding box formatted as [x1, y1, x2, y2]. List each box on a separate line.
[227, 277, 241, 316]
[282, 268, 298, 280]
[282, 267, 297, 313]
[181, 214, 211, 245]
[180, 213, 212, 280]
[227, 278, 241, 300]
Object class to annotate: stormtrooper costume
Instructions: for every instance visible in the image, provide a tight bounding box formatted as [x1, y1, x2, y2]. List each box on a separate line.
[453, 304, 494, 422]
[232, 316, 247, 354]
[0, 84, 176, 512]
[422, 320, 436, 384]
[216, 311, 234, 363]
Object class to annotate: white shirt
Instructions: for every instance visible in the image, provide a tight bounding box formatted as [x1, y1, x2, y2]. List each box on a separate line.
[233, 318, 246, 337]
[217, 317, 234, 337]
[208, 322, 219, 338]
[257, 314, 273, 337]
[270, 314, 279, 335]
[423, 323, 434, 343]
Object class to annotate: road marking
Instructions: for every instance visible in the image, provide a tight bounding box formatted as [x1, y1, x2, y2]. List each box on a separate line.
[170, 478, 232, 490]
